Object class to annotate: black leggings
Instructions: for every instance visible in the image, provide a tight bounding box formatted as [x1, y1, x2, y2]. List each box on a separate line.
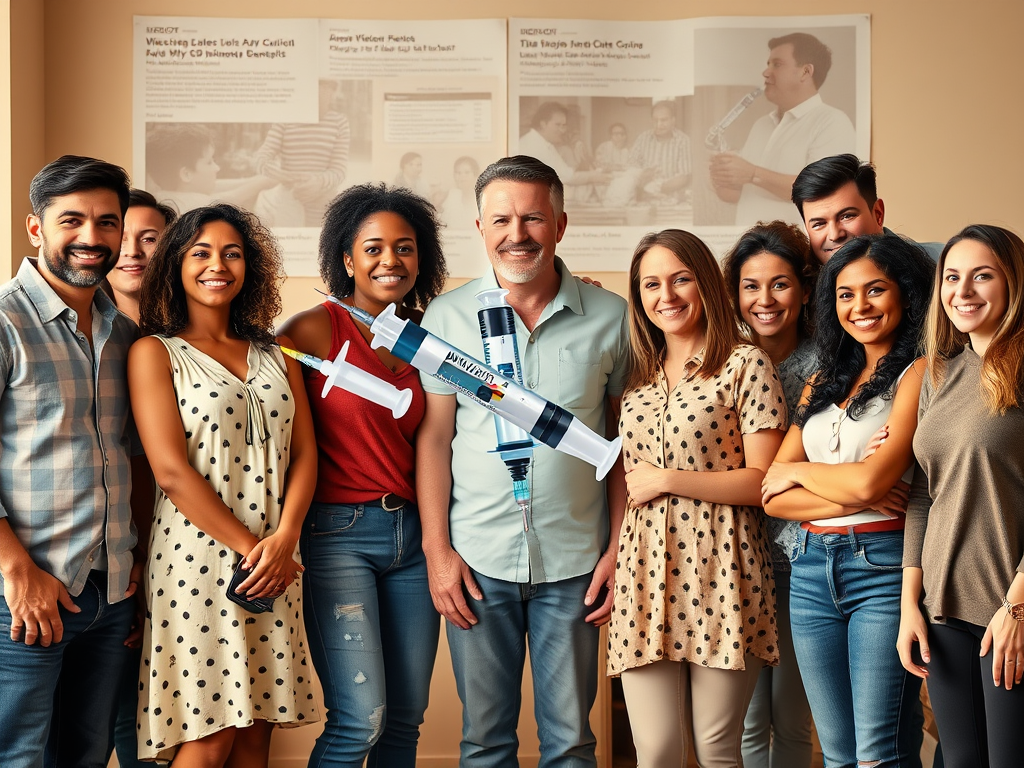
[926, 618, 1024, 768]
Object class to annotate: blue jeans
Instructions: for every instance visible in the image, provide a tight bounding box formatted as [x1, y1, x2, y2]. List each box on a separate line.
[789, 529, 922, 768]
[446, 570, 599, 768]
[300, 499, 440, 768]
[0, 570, 134, 768]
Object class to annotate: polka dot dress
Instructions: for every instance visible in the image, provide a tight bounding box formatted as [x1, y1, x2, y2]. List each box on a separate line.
[608, 345, 784, 674]
[138, 338, 319, 761]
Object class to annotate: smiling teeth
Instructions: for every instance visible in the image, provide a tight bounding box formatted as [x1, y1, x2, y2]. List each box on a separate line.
[201, 280, 229, 286]
[754, 312, 780, 321]
[853, 318, 879, 328]
[955, 305, 981, 314]
[373, 275, 404, 283]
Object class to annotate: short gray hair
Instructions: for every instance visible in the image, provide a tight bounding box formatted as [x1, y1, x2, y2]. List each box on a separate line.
[474, 155, 564, 217]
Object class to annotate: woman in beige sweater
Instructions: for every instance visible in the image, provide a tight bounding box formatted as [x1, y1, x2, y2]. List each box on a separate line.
[898, 224, 1024, 768]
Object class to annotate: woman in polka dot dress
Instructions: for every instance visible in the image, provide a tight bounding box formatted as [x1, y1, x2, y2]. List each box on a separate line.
[129, 204, 319, 765]
[608, 229, 786, 767]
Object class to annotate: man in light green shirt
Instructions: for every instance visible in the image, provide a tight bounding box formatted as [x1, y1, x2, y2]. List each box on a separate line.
[416, 155, 628, 767]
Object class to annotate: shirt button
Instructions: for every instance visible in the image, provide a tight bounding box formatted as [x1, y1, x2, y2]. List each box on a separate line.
[527, 380, 536, 388]
[528, 336, 536, 344]
[87, 555, 94, 562]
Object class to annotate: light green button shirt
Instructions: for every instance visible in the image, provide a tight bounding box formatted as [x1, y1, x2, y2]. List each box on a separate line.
[420, 258, 628, 583]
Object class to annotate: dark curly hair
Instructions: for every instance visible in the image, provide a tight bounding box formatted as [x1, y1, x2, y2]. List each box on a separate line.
[319, 183, 447, 310]
[722, 220, 817, 341]
[139, 203, 283, 347]
[797, 233, 934, 426]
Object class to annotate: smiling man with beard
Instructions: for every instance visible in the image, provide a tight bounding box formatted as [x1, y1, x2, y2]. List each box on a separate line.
[416, 155, 629, 767]
[0, 155, 150, 768]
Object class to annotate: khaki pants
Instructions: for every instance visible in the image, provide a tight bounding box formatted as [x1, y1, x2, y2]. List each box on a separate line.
[620, 657, 763, 768]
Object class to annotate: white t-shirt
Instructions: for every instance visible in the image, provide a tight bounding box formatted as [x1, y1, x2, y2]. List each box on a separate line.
[736, 93, 856, 227]
[801, 363, 915, 527]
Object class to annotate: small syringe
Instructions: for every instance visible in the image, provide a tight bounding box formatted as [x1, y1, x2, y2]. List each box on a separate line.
[279, 343, 413, 419]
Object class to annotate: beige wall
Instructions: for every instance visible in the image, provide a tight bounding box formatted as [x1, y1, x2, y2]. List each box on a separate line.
[9, 1, 1024, 766]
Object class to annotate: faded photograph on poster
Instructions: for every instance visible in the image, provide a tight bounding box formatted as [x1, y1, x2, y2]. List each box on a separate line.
[143, 80, 371, 228]
[516, 95, 694, 229]
[693, 20, 867, 231]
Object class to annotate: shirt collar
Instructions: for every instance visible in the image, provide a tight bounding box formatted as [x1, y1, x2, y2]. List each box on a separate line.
[18, 256, 119, 324]
[683, 346, 705, 370]
[480, 256, 583, 318]
[771, 92, 823, 125]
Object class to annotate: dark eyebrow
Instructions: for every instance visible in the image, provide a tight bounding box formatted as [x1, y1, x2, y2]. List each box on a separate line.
[190, 240, 242, 249]
[56, 208, 121, 222]
[642, 269, 692, 282]
[945, 264, 997, 272]
[361, 236, 415, 244]
[837, 278, 888, 291]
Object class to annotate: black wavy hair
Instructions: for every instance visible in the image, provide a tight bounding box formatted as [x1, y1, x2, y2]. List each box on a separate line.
[318, 183, 447, 311]
[797, 232, 934, 426]
[139, 203, 283, 347]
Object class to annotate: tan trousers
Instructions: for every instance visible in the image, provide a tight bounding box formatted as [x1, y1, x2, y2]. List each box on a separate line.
[620, 657, 764, 768]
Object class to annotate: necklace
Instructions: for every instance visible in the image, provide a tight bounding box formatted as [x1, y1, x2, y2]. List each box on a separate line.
[828, 409, 848, 453]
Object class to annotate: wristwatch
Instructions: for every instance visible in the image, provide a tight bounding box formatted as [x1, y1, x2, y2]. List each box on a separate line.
[1003, 597, 1024, 622]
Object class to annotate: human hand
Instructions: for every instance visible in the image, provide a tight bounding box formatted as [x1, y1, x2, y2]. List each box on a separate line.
[709, 152, 755, 187]
[584, 550, 616, 626]
[3, 561, 79, 646]
[761, 462, 801, 505]
[863, 425, 889, 458]
[896, 601, 930, 678]
[123, 560, 146, 648]
[424, 545, 482, 630]
[238, 533, 304, 599]
[625, 461, 668, 506]
[982, 604, 1024, 689]
[868, 481, 910, 519]
[578, 276, 604, 288]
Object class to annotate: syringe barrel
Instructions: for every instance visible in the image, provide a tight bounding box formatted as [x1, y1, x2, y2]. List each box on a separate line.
[370, 304, 617, 478]
[320, 341, 412, 419]
[477, 288, 534, 450]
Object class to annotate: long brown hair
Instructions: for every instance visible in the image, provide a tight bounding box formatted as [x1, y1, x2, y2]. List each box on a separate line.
[926, 224, 1024, 412]
[625, 229, 741, 392]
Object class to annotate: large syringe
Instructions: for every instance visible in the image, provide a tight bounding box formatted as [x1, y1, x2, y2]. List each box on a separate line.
[331, 297, 622, 480]
[279, 342, 413, 418]
[477, 288, 534, 528]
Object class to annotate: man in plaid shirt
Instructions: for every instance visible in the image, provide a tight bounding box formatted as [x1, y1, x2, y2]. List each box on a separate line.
[0, 156, 149, 768]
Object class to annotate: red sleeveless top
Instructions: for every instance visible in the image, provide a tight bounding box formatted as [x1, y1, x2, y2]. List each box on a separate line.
[303, 301, 425, 504]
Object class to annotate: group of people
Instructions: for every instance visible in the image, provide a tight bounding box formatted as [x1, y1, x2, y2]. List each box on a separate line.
[0, 147, 1019, 768]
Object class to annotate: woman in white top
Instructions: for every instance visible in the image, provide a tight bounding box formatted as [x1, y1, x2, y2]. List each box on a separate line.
[761, 233, 934, 768]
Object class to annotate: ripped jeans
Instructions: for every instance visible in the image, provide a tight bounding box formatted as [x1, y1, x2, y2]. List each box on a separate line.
[300, 499, 440, 768]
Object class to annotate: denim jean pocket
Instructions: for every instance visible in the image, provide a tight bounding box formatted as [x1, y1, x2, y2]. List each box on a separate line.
[856, 536, 904, 570]
[308, 504, 360, 536]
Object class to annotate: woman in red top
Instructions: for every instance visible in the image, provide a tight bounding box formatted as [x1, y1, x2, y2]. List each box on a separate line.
[279, 183, 447, 768]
